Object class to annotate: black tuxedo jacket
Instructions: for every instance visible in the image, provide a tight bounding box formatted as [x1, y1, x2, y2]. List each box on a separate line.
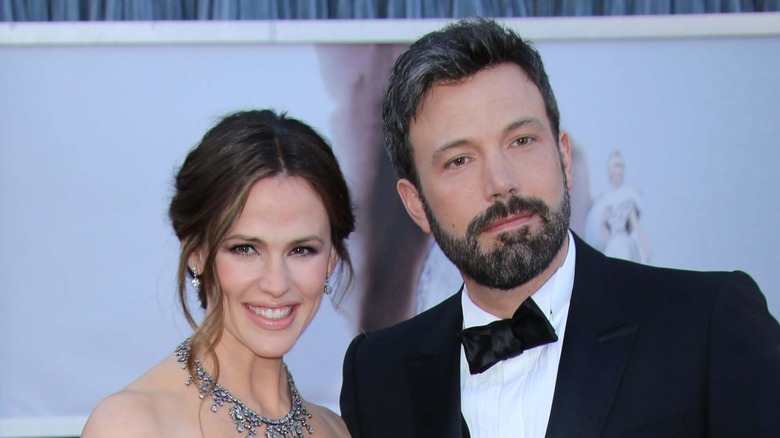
[340, 235, 780, 437]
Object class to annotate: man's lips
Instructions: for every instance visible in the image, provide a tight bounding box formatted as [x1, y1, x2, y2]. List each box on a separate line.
[483, 212, 533, 233]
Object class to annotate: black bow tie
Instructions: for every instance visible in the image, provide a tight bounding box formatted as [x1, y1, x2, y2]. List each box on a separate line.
[461, 297, 558, 375]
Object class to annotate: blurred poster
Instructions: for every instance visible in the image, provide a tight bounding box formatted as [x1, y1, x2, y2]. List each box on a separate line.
[1, 29, 778, 435]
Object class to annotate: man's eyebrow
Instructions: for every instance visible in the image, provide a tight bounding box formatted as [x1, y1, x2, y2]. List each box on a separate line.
[504, 117, 545, 134]
[431, 117, 545, 159]
[432, 138, 470, 159]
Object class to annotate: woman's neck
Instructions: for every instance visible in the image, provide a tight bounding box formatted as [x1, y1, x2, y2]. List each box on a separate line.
[204, 335, 291, 419]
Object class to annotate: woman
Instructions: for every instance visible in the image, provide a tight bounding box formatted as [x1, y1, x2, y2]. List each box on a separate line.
[584, 149, 650, 264]
[82, 109, 354, 437]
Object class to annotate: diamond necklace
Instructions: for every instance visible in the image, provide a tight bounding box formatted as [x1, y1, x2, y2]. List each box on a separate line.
[175, 339, 314, 438]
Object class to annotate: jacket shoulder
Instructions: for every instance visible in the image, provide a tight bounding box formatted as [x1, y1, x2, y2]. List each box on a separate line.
[347, 292, 461, 356]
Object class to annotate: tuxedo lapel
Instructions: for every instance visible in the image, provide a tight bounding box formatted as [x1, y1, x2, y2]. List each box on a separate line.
[405, 292, 466, 438]
[546, 236, 638, 438]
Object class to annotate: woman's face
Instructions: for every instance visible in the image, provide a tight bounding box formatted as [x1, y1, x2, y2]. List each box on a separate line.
[207, 176, 336, 359]
[608, 157, 625, 187]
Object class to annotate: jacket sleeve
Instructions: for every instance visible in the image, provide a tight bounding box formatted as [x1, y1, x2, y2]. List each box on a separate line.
[340, 333, 367, 438]
[707, 271, 780, 437]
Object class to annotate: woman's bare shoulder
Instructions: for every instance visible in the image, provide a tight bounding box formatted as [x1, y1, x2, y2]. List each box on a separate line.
[81, 388, 167, 437]
[305, 402, 351, 438]
[82, 353, 193, 437]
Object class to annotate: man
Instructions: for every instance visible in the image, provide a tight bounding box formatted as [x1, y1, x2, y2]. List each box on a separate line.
[340, 18, 780, 438]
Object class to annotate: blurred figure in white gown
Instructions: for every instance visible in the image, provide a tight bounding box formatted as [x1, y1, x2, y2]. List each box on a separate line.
[585, 150, 651, 264]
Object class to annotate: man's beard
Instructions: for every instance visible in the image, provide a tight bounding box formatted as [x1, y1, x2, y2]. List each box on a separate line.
[422, 189, 570, 290]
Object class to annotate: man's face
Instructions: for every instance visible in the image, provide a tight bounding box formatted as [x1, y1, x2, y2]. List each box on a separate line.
[399, 63, 573, 290]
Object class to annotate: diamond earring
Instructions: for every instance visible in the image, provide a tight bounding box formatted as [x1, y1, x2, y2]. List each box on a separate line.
[323, 273, 331, 295]
[190, 266, 201, 289]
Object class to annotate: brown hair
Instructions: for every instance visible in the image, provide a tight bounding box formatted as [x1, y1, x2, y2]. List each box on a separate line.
[168, 109, 355, 380]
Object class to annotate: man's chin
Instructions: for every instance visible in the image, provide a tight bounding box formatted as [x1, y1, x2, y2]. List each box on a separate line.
[479, 225, 533, 248]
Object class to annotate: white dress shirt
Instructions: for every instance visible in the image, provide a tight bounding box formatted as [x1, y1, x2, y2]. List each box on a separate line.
[460, 231, 576, 438]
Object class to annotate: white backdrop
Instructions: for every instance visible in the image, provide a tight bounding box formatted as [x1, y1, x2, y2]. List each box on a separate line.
[1, 15, 779, 437]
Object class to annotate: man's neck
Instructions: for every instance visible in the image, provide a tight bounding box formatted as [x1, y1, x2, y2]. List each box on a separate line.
[463, 233, 570, 319]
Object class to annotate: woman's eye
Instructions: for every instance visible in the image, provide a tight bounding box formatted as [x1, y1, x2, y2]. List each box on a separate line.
[229, 245, 257, 256]
[290, 246, 318, 257]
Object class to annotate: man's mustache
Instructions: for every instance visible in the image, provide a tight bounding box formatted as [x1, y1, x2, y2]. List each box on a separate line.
[467, 195, 550, 236]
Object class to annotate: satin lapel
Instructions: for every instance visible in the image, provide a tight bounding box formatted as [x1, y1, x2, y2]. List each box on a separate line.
[546, 235, 638, 438]
[405, 292, 466, 438]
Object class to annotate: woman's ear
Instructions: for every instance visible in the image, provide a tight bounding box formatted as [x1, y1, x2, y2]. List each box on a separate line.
[327, 247, 339, 275]
[187, 250, 203, 273]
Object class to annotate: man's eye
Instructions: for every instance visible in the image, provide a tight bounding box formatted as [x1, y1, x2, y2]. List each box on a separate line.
[446, 156, 470, 168]
[512, 137, 532, 147]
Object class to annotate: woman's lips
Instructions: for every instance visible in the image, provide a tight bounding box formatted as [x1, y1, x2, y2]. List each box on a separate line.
[246, 304, 292, 319]
[245, 303, 296, 329]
